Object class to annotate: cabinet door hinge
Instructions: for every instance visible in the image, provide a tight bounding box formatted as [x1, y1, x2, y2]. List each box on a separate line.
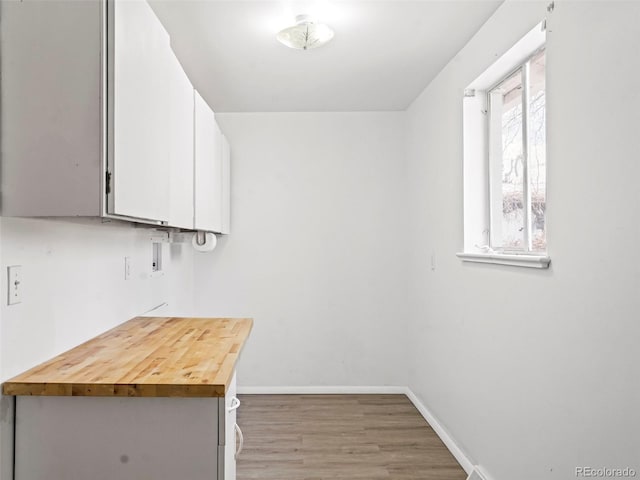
[105, 171, 112, 195]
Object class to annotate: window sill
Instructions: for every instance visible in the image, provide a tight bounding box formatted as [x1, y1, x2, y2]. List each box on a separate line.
[456, 252, 550, 269]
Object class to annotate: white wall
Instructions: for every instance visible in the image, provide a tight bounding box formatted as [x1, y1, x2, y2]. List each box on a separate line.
[406, 1, 640, 479]
[0, 218, 194, 380]
[0, 217, 195, 477]
[194, 112, 409, 389]
[2, 2, 638, 479]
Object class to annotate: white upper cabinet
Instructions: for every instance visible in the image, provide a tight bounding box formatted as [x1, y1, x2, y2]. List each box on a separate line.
[221, 134, 231, 235]
[194, 92, 223, 233]
[0, 0, 231, 233]
[0, 0, 104, 217]
[108, 0, 171, 222]
[167, 52, 195, 229]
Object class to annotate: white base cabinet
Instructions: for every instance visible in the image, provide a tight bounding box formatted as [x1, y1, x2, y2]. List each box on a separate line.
[14, 374, 240, 480]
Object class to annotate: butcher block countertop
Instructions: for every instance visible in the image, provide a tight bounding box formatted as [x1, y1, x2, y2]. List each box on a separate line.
[2, 317, 253, 397]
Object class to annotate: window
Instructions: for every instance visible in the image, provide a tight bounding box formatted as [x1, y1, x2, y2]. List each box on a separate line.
[488, 48, 546, 253]
[459, 22, 550, 268]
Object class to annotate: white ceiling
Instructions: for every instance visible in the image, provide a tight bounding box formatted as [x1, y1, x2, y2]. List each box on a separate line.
[149, 1, 503, 112]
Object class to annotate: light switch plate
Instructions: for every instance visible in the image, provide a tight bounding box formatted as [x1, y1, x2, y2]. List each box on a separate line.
[7, 265, 22, 305]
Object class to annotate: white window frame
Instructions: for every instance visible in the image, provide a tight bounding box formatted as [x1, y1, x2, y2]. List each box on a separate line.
[458, 22, 550, 269]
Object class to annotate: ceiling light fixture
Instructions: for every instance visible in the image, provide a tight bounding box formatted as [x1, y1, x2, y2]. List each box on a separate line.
[276, 15, 334, 50]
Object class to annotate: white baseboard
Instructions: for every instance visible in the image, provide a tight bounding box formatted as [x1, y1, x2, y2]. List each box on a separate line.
[468, 466, 492, 480]
[404, 388, 474, 475]
[236, 384, 474, 476]
[237, 385, 407, 395]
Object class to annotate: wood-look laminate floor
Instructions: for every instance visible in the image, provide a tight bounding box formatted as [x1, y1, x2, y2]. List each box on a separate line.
[236, 394, 467, 480]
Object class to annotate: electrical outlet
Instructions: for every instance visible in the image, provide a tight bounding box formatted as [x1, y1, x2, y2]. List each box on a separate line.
[150, 242, 163, 278]
[7, 265, 22, 305]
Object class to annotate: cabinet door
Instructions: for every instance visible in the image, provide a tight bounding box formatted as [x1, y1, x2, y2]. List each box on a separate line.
[108, 0, 171, 222]
[221, 134, 231, 234]
[16, 396, 219, 480]
[0, 0, 103, 217]
[218, 371, 238, 480]
[167, 51, 195, 229]
[194, 91, 223, 232]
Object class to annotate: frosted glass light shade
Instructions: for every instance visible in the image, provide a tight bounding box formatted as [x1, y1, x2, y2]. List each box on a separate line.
[277, 15, 334, 50]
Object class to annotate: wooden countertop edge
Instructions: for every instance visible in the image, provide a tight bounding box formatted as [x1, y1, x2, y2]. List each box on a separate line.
[2, 382, 228, 397]
[2, 317, 253, 398]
